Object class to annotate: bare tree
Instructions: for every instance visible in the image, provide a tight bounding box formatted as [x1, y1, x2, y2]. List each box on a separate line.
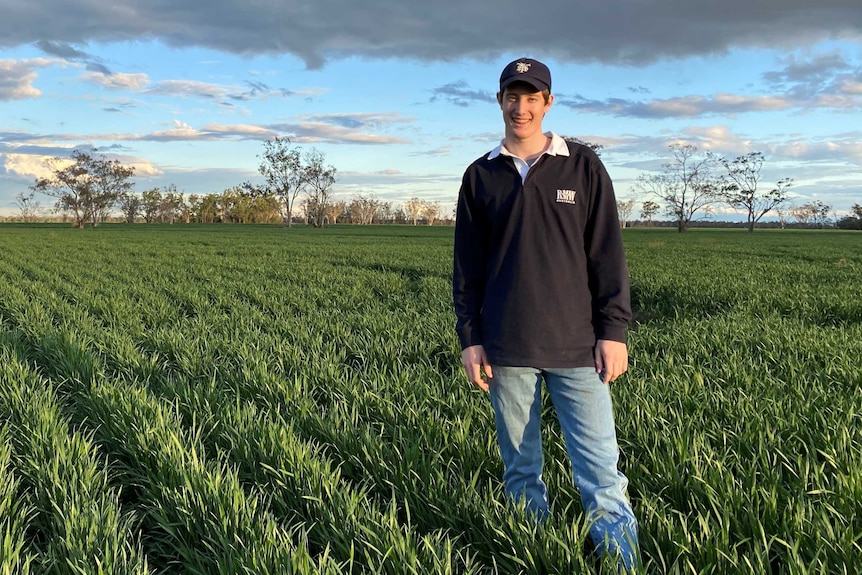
[403, 197, 425, 226]
[775, 206, 788, 229]
[376, 201, 394, 223]
[790, 204, 813, 226]
[348, 193, 380, 225]
[639, 200, 660, 226]
[422, 200, 441, 226]
[304, 149, 336, 228]
[718, 152, 793, 232]
[809, 200, 832, 228]
[15, 190, 40, 222]
[616, 199, 636, 228]
[258, 136, 306, 227]
[637, 143, 721, 233]
[791, 201, 832, 228]
[324, 200, 346, 224]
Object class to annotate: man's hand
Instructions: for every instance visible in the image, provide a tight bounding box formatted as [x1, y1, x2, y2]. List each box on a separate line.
[594, 339, 628, 384]
[461, 345, 493, 392]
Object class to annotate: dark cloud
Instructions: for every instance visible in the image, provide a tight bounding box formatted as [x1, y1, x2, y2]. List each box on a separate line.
[0, 137, 93, 157]
[35, 40, 89, 59]
[7, 1, 860, 68]
[303, 113, 413, 130]
[762, 52, 862, 100]
[85, 61, 113, 75]
[95, 143, 134, 152]
[763, 53, 851, 86]
[431, 81, 496, 107]
[554, 74, 862, 119]
[36, 40, 113, 75]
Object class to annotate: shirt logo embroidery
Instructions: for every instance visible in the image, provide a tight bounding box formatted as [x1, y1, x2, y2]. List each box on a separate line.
[556, 189, 577, 205]
[516, 62, 531, 74]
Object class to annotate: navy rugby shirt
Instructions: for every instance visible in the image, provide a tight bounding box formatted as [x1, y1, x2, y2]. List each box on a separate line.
[452, 132, 631, 368]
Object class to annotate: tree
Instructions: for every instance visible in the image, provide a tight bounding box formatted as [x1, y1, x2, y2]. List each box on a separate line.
[791, 201, 832, 228]
[141, 188, 161, 223]
[809, 200, 832, 228]
[403, 197, 425, 226]
[186, 194, 202, 223]
[325, 200, 347, 224]
[376, 202, 394, 224]
[639, 200, 660, 226]
[87, 154, 135, 226]
[790, 204, 813, 226]
[775, 206, 789, 229]
[853, 204, 862, 220]
[32, 150, 135, 228]
[198, 193, 220, 223]
[15, 190, 40, 222]
[837, 215, 862, 230]
[616, 199, 635, 228]
[348, 193, 380, 225]
[422, 200, 441, 226]
[718, 152, 793, 232]
[117, 192, 141, 223]
[637, 143, 721, 233]
[303, 149, 336, 228]
[157, 184, 184, 224]
[258, 136, 306, 227]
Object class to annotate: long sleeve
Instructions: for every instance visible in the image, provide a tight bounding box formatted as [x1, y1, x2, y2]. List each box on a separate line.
[452, 170, 487, 350]
[584, 160, 631, 344]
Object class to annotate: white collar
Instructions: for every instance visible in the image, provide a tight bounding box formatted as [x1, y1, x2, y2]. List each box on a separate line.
[487, 131, 570, 160]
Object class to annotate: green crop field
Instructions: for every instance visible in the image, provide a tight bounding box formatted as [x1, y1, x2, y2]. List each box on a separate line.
[0, 224, 859, 574]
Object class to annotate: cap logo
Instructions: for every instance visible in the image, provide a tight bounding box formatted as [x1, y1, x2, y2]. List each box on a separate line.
[516, 62, 531, 74]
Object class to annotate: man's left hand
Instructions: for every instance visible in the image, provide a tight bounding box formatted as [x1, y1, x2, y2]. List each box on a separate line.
[594, 339, 628, 384]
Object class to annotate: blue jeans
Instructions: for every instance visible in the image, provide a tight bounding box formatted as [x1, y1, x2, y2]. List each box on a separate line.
[489, 366, 639, 569]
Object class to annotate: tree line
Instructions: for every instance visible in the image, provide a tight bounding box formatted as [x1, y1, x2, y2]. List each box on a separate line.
[624, 145, 794, 232]
[14, 138, 860, 231]
[617, 144, 859, 232]
[20, 140, 447, 227]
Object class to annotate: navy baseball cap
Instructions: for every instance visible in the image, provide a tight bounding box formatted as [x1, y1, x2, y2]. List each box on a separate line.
[499, 58, 551, 93]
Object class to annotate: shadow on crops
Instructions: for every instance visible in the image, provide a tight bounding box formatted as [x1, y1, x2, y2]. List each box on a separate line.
[629, 283, 734, 328]
[342, 262, 449, 284]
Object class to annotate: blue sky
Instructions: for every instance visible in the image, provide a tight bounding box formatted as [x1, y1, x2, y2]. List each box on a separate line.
[1, 0, 861, 220]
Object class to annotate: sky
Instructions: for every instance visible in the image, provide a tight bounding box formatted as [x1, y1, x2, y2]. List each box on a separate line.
[1, 0, 861, 220]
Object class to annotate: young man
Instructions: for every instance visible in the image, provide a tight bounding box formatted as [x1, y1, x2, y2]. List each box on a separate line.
[452, 57, 639, 569]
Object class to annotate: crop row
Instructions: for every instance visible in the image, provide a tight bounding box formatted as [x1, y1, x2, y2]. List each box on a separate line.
[0, 225, 860, 573]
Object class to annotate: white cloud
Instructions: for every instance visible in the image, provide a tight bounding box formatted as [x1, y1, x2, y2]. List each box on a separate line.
[203, 123, 276, 137]
[269, 122, 411, 145]
[0, 58, 56, 100]
[147, 79, 231, 99]
[839, 80, 862, 94]
[3, 150, 161, 180]
[83, 71, 150, 90]
[125, 159, 162, 177]
[3, 153, 60, 178]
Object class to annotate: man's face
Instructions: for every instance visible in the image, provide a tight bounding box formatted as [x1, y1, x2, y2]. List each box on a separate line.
[497, 83, 553, 143]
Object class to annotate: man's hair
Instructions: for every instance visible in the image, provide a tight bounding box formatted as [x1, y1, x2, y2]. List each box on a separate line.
[500, 84, 551, 104]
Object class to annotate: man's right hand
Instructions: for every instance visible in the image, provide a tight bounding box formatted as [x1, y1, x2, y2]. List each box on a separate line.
[461, 345, 493, 392]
